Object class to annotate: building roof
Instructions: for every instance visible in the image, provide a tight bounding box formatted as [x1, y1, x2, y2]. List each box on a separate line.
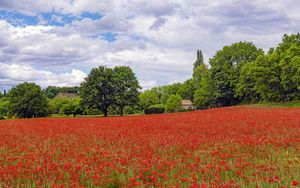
[181, 100, 193, 106]
[54, 92, 77, 99]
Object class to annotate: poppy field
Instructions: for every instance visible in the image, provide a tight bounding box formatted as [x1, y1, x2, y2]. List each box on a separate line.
[0, 107, 299, 187]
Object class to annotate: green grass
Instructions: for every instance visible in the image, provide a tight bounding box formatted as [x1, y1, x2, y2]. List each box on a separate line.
[247, 100, 300, 108]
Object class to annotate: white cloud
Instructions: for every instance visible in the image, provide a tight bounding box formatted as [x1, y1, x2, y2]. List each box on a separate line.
[0, 63, 86, 88]
[0, 0, 300, 91]
[139, 80, 157, 91]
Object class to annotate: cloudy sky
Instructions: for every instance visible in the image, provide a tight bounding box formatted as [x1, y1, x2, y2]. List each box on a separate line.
[0, 0, 299, 91]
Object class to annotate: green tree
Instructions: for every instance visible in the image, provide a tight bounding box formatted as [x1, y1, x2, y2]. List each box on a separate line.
[80, 66, 115, 117]
[9, 82, 48, 118]
[277, 34, 300, 100]
[237, 54, 284, 102]
[236, 61, 260, 103]
[61, 98, 83, 117]
[48, 97, 71, 114]
[139, 89, 161, 109]
[194, 71, 214, 109]
[193, 50, 204, 78]
[113, 66, 141, 116]
[0, 97, 9, 119]
[209, 42, 264, 105]
[80, 66, 140, 117]
[166, 94, 182, 112]
[177, 79, 195, 101]
[193, 63, 208, 89]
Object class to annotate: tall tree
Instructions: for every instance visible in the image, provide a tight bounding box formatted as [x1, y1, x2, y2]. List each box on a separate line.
[80, 66, 115, 117]
[193, 69, 214, 109]
[209, 42, 264, 105]
[277, 34, 300, 100]
[9, 82, 48, 118]
[113, 66, 141, 116]
[193, 50, 204, 78]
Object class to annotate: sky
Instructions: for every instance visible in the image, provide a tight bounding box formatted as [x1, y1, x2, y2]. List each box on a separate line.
[0, 0, 300, 91]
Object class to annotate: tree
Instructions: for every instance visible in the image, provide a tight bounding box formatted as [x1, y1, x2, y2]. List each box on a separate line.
[193, 50, 204, 78]
[80, 66, 115, 117]
[8, 82, 48, 118]
[193, 63, 208, 89]
[0, 97, 9, 119]
[48, 97, 71, 114]
[80, 66, 140, 117]
[61, 98, 83, 117]
[177, 79, 195, 101]
[194, 70, 214, 109]
[209, 42, 264, 105]
[236, 61, 260, 103]
[166, 94, 182, 112]
[237, 55, 284, 102]
[139, 89, 161, 109]
[113, 66, 141, 116]
[277, 34, 300, 100]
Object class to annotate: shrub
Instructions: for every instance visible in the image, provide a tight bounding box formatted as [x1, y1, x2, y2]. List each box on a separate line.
[166, 94, 182, 113]
[144, 107, 165, 114]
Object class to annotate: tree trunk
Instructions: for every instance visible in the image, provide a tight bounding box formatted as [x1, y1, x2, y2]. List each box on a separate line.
[120, 106, 124, 116]
[104, 109, 108, 117]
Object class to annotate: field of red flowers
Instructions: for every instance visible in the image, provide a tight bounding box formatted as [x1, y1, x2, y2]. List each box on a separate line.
[0, 107, 299, 187]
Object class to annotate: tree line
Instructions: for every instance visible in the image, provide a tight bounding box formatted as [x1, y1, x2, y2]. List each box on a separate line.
[0, 33, 299, 119]
[140, 33, 300, 109]
[0, 66, 141, 119]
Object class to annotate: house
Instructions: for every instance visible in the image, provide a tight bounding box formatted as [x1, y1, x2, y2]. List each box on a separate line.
[54, 92, 77, 99]
[181, 100, 195, 110]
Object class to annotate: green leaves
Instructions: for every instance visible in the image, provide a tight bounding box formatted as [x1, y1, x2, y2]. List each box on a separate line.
[80, 66, 140, 116]
[165, 94, 182, 113]
[8, 82, 48, 118]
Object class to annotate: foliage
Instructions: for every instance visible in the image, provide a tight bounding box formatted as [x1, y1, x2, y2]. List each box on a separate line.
[208, 42, 264, 105]
[193, 50, 204, 78]
[80, 66, 115, 117]
[193, 63, 208, 89]
[48, 97, 72, 114]
[144, 107, 165, 114]
[193, 71, 214, 109]
[80, 66, 140, 117]
[165, 94, 182, 112]
[113, 66, 141, 116]
[277, 34, 300, 100]
[60, 98, 83, 117]
[8, 82, 48, 118]
[139, 89, 161, 109]
[123, 105, 143, 115]
[44, 86, 78, 99]
[0, 97, 9, 119]
[177, 79, 195, 101]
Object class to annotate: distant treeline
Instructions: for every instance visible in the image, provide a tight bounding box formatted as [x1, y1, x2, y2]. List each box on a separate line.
[140, 33, 300, 109]
[1, 33, 299, 119]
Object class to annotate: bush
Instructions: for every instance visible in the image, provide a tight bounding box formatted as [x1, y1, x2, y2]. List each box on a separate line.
[144, 107, 165, 114]
[166, 94, 182, 113]
[149, 104, 165, 108]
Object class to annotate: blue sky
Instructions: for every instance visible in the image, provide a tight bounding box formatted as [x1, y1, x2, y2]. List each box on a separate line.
[0, 0, 300, 91]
